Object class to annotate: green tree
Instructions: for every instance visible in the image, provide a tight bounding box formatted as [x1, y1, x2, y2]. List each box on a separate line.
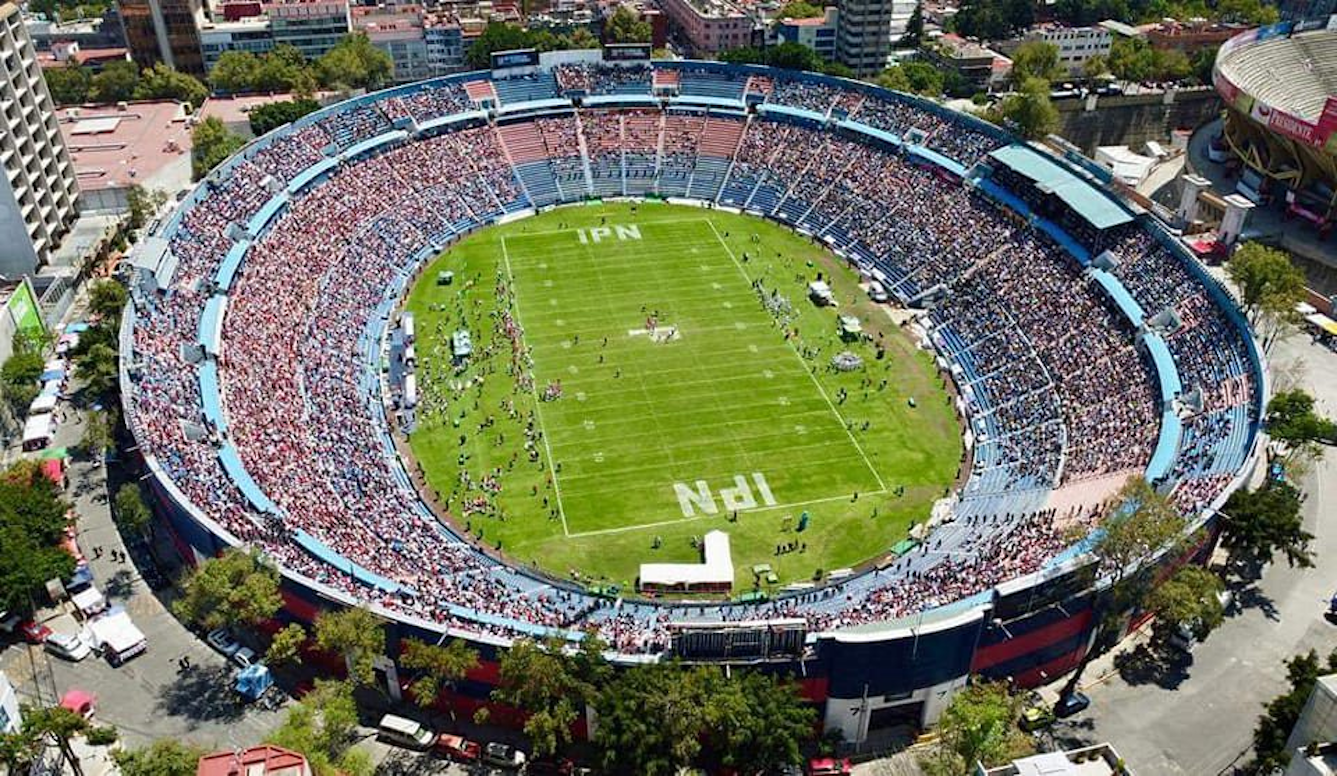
[778, 0, 824, 17]
[44, 65, 92, 105]
[764, 41, 824, 71]
[1226, 242, 1306, 332]
[594, 663, 712, 775]
[920, 679, 1033, 775]
[81, 407, 117, 460]
[604, 5, 652, 43]
[267, 622, 308, 667]
[114, 483, 152, 536]
[1145, 565, 1225, 645]
[566, 27, 600, 48]
[401, 637, 479, 711]
[1267, 389, 1337, 449]
[1083, 54, 1109, 81]
[953, 0, 1032, 40]
[1108, 37, 1157, 82]
[902, 2, 925, 47]
[210, 50, 263, 93]
[0, 726, 41, 775]
[1191, 46, 1217, 84]
[1219, 480, 1313, 573]
[249, 98, 321, 136]
[88, 279, 128, 324]
[267, 679, 371, 776]
[191, 116, 246, 180]
[1251, 648, 1337, 772]
[134, 62, 208, 108]
[89, 60, 140, 103]
[74, 342, 119, 398]
[314, 606, 385, 686]
[257, 46, 316, 94]
[1011, 40, 1064, 82]
[126, 185, 167, 231]
[874, 64, 912, 91]
[466, 23, 537, 69]
[172, 548, 282, 630]
[1057, 476, 1186, 704]
[492, 638, 590, 757]
[24, 705, 89, 776]
[902, 60, 945, 95]
[989, 76, 1058, 139]
[0, 461, 76, 614]
[707, 670, 815, 773]
[317, 32, 392, 90]
[112, 739, 209, 776]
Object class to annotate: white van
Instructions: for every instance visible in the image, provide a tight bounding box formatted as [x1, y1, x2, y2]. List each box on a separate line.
[376, 714, 435, 751]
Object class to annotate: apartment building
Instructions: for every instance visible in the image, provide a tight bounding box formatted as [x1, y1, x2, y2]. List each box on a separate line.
[0, 2, 79, 276]
[836, 0, 915, 74]
[117, 0, 207, 76]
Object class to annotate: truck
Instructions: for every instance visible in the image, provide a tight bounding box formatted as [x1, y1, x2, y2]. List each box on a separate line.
[86, 609, 147, 666]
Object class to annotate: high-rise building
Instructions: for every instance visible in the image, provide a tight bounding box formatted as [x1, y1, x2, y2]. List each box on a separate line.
[117, 0, 207, 77]
[267, 0, 350, 63]
[836, 0, 914, 75]
[0, 2, 79, 277]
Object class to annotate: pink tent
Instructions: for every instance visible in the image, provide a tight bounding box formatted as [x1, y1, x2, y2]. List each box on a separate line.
[59, 689, 94, 718]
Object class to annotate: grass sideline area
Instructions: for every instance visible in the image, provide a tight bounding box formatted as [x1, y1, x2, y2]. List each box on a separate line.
[403, 202, 962, 595]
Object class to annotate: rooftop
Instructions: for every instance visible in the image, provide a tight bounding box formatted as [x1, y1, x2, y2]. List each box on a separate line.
[197, 745, 310, 776]
[58, 101, 191, 193]
[979, 743, 1130, 776]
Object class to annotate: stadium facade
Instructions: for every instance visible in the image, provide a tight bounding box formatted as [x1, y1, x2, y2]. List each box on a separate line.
[121, 52, 1266, 742]
[1213, 15, 1337, 237]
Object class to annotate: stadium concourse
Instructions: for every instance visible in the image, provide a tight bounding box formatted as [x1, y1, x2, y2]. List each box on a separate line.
[120, 55, 1264, 733]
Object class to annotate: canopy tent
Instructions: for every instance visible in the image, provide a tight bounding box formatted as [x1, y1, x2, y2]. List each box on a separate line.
[235, 663, 273, 701]
[60, 689, 94, 717]
[639, 530, 734, 591]
[1306, 312, 1337, 336]
[29, 393, 57, 415]
[22, 413, 53, 447]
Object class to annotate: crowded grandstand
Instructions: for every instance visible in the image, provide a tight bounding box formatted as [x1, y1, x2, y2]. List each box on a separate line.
[122, 56, 1264, 660]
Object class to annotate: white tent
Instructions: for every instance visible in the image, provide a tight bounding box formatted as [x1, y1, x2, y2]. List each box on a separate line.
[639, 530, 734, 591]
[29, 394, 57, 415]
[22, 413, 53, 449]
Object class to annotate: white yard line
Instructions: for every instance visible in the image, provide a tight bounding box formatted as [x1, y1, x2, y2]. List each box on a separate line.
[705, 218, 888, 493]
[500, 234, 571, 537]
[565, 490, 874, 538]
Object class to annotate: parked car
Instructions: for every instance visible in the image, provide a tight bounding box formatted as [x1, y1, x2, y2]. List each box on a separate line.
[376, 714, 436, 751]
[483, 742, 527, 770]
[20, 620, 52, 644]
[1054, 691, 1091, 718]
[807, 758, 853, 775]
[434, 733, 481, 763]
[206, 628, 241, 658]
[232, 646, 258, 668]
[45, 632, 92, 662]
[526, 755, 576, 775]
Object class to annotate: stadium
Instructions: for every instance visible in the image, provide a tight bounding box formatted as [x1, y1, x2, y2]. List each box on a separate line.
[1213, 16, 1337, 235]
[120, 51, 1265, 740]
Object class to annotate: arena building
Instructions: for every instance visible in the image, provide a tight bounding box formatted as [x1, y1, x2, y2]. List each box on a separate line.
[120, 51, 1265, 744]
[1213, 16, 1337, 238]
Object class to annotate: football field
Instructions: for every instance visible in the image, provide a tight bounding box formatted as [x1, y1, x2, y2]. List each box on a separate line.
[502, 217, 884, 537]
[404, 203, 961, 591]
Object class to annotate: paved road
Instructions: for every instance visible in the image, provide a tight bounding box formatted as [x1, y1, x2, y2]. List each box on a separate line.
[1052, 332, 1337, 774]
[0, 299, 283, 751]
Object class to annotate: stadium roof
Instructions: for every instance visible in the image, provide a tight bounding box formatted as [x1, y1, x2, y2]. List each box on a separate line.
[988, 146, 1133, 230]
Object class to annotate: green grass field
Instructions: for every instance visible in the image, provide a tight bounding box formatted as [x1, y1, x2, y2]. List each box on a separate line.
[404, 202, 961, 594]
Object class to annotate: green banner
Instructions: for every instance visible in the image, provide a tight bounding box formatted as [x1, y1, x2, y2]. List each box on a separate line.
[7, 281, 44, 338]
